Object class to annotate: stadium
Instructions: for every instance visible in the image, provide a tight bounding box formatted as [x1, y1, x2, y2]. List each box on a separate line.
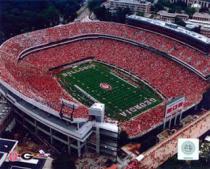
[0, 15, 210, 168]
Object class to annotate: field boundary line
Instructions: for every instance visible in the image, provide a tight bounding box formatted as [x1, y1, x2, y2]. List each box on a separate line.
[74, 85, 100, 103]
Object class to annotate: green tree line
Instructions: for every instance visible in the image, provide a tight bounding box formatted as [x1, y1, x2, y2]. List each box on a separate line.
[0, 0, 84, 44]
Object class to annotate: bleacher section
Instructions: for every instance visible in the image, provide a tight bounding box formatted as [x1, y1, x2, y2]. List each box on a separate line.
[0, 22, 209, 138]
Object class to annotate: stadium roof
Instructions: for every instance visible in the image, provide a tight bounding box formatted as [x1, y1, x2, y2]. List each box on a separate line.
[127, 15, 210, 44]
[0, 138, 17, 154]
[110, 0, 150, 5]
[193, 12, 210, 19]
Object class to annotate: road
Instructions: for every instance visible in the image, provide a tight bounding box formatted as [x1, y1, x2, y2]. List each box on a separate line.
[74, 3, 91, 22]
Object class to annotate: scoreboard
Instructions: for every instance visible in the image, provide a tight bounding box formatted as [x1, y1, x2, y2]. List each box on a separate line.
[165, 96, 185, 119]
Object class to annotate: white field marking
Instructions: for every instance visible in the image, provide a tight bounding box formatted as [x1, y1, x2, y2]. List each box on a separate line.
[10, 166, 31, 169]
[74, 85, 99, 103]
[110, 72, 137, 88]
[119, 97, 159, 120]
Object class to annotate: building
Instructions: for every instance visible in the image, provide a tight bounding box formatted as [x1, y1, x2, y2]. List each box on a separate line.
[0, 95, 13, 136]
[108, 0, 151, 14]
[126, 15, 210, 53]
[193, 12, 210, 21]
[186, 19, 210, 37]
[0, 85, 118, 158]
[185, 13, 210, 37]
[157, 10, 189, 22]
[170, 0, 210, 8]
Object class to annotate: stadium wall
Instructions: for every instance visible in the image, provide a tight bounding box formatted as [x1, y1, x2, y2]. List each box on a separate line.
[0, 81, 118, 157]
[126, 111, 210, 169]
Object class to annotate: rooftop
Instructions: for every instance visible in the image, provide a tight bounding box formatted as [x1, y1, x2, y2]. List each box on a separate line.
[157, 11, 189, 17]
[0, 138, 17, 154]
[127, 15, 210, 43]
[193, 12, 210, 19]
[109, 0, 150, 5]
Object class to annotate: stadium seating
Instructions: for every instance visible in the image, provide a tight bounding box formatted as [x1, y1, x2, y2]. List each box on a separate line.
[0, 22, 209, 137]
[1, 22, 210, 76]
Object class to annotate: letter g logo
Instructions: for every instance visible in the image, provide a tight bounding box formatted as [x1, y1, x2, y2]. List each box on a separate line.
[21, 153, 33, 160]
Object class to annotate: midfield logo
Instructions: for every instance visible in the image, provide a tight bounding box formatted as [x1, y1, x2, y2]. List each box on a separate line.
[100, 83, 112, 91]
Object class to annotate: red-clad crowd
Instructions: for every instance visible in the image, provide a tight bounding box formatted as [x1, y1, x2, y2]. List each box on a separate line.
[1, 22, 210, 76]
[0, 22, 209, 137]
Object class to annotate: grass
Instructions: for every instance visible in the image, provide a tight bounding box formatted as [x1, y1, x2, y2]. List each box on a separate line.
[57, 61, 162, 121]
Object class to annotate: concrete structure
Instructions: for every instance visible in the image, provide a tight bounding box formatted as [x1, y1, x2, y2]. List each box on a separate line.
[186, 19, 210, 37]
[132, 111, 210, 169]
[12, 106, 118, 158]
[89, 103, 105, 122]
[108, 0, 151, 13]
[193, 12, 210, 21]
[0, 95, 13, 136]
[157, 10, 189, 22]
[0, 82, 118, 158]
[185, 13, 210, 37]
[127, 15, 210, 44]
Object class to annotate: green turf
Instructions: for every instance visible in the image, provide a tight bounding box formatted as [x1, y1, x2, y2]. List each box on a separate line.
[57, 62, 162, 121]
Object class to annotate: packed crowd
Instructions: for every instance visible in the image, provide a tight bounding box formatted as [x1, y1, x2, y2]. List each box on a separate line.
[1, 22, 210, 77]
[0, 22, 209, 137]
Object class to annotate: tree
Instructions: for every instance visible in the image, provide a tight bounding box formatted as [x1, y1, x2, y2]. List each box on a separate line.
[52, 155, 76, 169]
[93, 6, 111, 21]
[87, 0, 102, 12]
[160, 0, 171, 7]
[137, 12, 144, 17]
[185, 7, 196, 17]
[175, 17, 186, 27]
[41, 5, 60, 25]
[152, 3, 164, 13]
[168, 8, 175, 13]
[112, 7, 131, 23]
[0, 0, 82, 44]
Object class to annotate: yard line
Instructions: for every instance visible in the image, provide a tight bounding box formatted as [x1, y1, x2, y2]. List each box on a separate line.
[110, 72, 137, 88]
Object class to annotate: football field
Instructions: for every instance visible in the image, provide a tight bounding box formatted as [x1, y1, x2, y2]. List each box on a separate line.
[57, 62, 162, 121]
